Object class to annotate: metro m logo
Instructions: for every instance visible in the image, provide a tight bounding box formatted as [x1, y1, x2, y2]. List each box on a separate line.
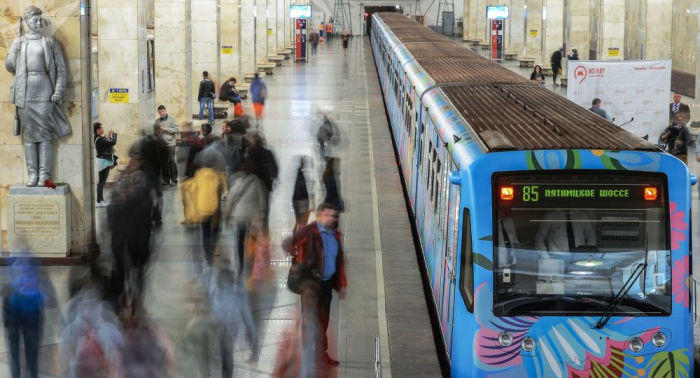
[574, 66, 587, 84]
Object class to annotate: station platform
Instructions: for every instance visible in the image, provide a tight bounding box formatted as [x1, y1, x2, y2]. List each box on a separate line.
[0, 38, 442, 377]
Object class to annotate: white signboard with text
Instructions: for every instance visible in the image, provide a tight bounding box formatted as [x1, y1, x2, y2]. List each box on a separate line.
[567, 60, 671, 142]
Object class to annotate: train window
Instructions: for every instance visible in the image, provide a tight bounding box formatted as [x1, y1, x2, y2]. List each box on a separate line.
[492, 172, 671, 317]
[460, 209, 474, 313]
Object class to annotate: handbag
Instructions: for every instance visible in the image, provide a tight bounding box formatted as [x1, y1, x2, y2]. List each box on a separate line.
[286, 237, 318, 294]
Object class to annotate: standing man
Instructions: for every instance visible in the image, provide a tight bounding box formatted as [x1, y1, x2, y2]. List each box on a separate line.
[669, 92, 691, 124]
[326, 21, 333, 42]
[290, 203, 347, 366]
[551, 47, 563, 86]
[319, 22, 325, 41]
[661, 113, 693, 164]
[589, 98, 609, 120]
[198, 71, 216, 124]
[310, 30, 320, 54]
[250, 73, 268, 126]
[154, 105, 180, 186]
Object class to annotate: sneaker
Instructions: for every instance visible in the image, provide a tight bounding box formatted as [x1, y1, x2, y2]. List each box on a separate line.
[96, 201, 109, 208]
[170, 180, 177, 186]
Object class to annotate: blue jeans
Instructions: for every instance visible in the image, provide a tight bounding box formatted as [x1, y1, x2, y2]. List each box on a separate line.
[199, 97, 214, 123]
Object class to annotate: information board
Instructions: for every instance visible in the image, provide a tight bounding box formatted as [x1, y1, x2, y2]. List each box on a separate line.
[109, 88, 129, 103]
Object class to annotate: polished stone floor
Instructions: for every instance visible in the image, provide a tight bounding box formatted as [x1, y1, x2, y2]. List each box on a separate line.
[0, 37, 442, 377]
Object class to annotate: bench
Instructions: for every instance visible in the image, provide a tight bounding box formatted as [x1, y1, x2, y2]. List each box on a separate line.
[540, 65, 553, 76]
[519, 58, 535, 68]
[190, 102, 228, 121]
[268, 55, 285, 66]
[244, 71, 266, 83]
[504, 51, 518, 60]
[278, 49, 292, 59]
[235, 83, 249, 99]
[470, 39, 483, 46]
[258, 63, 275, 75]
[560, 76, 568, 86]
[480, 43, 490, 50]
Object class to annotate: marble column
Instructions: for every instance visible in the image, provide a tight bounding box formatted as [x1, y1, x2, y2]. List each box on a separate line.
[644, 0, 672, 60]
[268, 0, 278, 56]
[475, 0, 487, 42]
[468, 0, 477, 40]
[524, 0, 544, 63]
[544, 0, 564, 61]
[277, 0, 286, 51]
[98, 0, 155, 176]
[191, 0, 218, 115]
[241, 0, 256, 74]
[569, 0, 590, 59]
[0, 0, 95, 253]
[155, 0, 191, 122]
[598, 0, 625, 60]
[462, 0, 470, 40]
[256, 0, 268, 65]
[221, 0, 240, 80]
[510, 0, 526, 53]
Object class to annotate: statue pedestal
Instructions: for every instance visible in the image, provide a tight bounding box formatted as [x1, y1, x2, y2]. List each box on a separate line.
[7, 184, 72, 257]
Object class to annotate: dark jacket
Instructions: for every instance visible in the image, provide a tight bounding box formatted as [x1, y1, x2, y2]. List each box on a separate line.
[248, 145, 278, 193]
[529, 72, 545, 83]
[198, 78, 216, 102]
[95, 133, 118, 160]
[551, 50, 562, 67]
[567, 52, 579, 60]
[290, 221, 347, 291]
[219, 82, 240, 102]
[323, 175, 344, 212]
[669, 102, 691, 122]
[661, 122, 693, 155]
[292, 168, 309, 203]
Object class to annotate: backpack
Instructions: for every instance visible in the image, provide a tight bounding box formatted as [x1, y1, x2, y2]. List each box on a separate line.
[75, 324, 110, 377]
[181, 168, 226, 222]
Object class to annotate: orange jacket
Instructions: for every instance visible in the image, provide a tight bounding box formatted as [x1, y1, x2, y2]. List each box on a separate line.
[326, 23, 333, 33]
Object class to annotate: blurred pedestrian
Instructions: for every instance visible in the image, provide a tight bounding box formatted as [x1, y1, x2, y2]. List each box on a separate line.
[154, 105, 180, 186]
[185, 122, 216, 179]
[292, 157, 313, 234]
[107, 145, 153, 299]
[322, 158, 345, 216]
[2, 261, 51, 378]
[248, 132, 278, 230]
[342, 30, 350, 56]
[310, 30, 319, 54]
[290, 203, 347, 367]
[551, 47, 563, 86]
[250, 73, 268, 126]
[223, 159, 268, 275]
[118, 301, 177, 377]
[218, 120, 251, 181]
[94, 122, 118, 208]
[198, 71, 216, 124]
[139, 126, 168, 227]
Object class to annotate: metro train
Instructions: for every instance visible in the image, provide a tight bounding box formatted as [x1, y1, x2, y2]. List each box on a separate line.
[370, 12, 694, 378]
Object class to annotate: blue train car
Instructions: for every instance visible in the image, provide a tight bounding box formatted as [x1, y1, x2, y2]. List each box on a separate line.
[371, 12, 694, 378]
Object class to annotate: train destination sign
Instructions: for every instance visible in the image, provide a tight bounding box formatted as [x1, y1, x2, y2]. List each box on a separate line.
[498, 184, 660, 204]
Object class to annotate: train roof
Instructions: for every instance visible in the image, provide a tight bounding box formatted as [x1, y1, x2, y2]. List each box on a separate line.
[374, 13, 658, 152]
[442, 85, 652, 151]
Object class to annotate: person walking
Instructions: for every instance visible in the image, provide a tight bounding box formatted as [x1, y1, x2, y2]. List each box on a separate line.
[326, 22, 333, 42]
[342, 30, 350, 56]
[94, 122, 117, 208]
[289, 203, 347, 367]
[292, 157, 313, 234]
[550, 47, 563, 86]
[250, 73, 268, 126]
[310, 30, 320, 54]
[154, 105, 179, 186]
[322, 158, 345, 216]
[198, 71, 216, 124]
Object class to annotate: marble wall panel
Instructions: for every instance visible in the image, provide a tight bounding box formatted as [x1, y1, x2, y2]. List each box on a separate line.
[155, 77, 187, 120]
[98, 70, 140, 104]
[240, 0, 255, 73]
[468, 0, 477, 40]
[154, 2, 186, 28]
[255, 1, 268, 64]
[276, 0, 284, 48]
[50, 16, 80, 59]
[155, 0, 189, 124]
[98, 7, 138, 40]
[671, 0, 697, 74]
[57, 102, 83, 145]
[510, 0, 526, 53]
[192, 40, 218, 63]
[545, 0, 564, 62]
[220, 3, 239, 79]
[191, 0, 216, 23]
[70, 185, 84, 231]
[475, 0, 486, 41]
[568, 0, 590, 58]
[155, 27, 186, 54]
[525, 0, 543, 62]
[97, 39, 139, 73]
[268, 0, 277, 56]
[155, 52, 188, 78]
[0, 145, 24, 188]
[56, 144, 86, 188]
[0, 102, 20, 145]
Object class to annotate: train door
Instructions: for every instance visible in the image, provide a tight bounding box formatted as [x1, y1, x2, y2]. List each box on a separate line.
[432, 138, 448, 323]
[442, 157, 460, 355]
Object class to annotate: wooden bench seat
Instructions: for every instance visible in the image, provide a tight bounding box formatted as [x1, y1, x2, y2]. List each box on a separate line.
[268, 56, 285, 66]
[235, 83, 249, 99]
[480, 43, 490, 50]
[243, 72, 266, 83]
[540, 65, 553, 76]
[470, 39, 483, 46]
[258, 63, 275, 75]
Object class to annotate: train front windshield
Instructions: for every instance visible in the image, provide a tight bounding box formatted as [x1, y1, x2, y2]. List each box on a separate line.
[492, 172, 672, 317]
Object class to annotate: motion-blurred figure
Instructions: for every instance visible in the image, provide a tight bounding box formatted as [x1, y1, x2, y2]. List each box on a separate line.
[316, 114, 341, 161]
[292, 156, 314, 234]
[223, 159, 267, 274]
[108, 144, 153, 300]
[322, 158, 345, 216]
[2, 260, 54, 378]
[248, 132, 278, 230]
[185, 123, 216, 179]
[218, 120, 251, 181]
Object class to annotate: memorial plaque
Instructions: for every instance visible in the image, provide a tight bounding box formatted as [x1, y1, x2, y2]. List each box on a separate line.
[14, 201, 61, 236]
[7, 184, 71, 256]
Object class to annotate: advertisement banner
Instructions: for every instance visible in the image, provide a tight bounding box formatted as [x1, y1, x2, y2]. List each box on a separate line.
[567, 60, 671, 142]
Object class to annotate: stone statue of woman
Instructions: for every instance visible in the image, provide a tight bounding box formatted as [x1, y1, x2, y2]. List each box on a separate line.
[5, 6, 71, 187]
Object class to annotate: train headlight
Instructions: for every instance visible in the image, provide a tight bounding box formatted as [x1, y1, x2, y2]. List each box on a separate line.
[497, 332, 513, 347]
[651, 332, 667, 348]
[521, 337, 536, 352]
[628, 337, 644, 353]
